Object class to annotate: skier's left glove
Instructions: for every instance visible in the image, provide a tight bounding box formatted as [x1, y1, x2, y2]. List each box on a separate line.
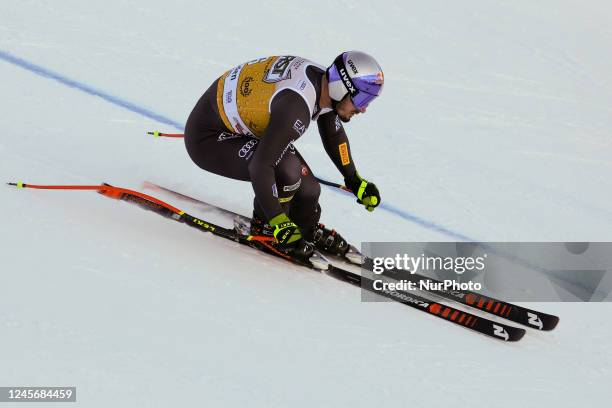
[269, 213, 303, 246]
[269, 213, 315, 261]
[344, 172, 381, 212]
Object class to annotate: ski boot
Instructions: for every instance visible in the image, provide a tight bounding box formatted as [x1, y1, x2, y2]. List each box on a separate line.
[246, 213, 329, 270]
[312, 223, 349, 256]
[249, 212, 275, 238]
[311, 223, 365, 265]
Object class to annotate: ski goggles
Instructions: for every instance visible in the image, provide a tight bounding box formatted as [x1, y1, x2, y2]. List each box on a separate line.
[349, 82, 380, 109]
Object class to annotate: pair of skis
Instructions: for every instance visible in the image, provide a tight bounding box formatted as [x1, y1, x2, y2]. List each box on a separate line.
[142, 183, 559, 334]
[9, 181, 559, 342]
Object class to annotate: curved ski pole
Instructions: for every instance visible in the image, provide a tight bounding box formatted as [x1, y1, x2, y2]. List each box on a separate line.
[8, 181, 183, 213]
[6, 181, 267, 242]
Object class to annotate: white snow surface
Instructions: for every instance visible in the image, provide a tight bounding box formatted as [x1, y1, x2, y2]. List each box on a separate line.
[1, 0, 611, 406]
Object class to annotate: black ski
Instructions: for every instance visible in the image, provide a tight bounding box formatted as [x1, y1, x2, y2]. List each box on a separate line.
[142, 181, 559, 331]
[143, 181, 559, 331]
[368, 261, 559, 331]
[124, 183, 524, 341]
[327, 268, 525, 341]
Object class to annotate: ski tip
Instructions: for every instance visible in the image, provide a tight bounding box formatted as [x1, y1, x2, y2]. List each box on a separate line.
[509, 328, 526, 342]
[542, 315, 560, 331]
[147, 130, 161, 137]
[7, 181, 25, 188]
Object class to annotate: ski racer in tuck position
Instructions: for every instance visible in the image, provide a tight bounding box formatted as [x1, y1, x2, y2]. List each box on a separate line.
[184, 51, 384, 260]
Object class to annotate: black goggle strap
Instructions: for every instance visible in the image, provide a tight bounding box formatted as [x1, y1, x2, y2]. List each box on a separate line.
[333, 54, 358, 97]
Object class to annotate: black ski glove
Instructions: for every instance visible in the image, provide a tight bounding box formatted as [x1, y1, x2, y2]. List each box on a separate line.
[344, 172, 381, 212]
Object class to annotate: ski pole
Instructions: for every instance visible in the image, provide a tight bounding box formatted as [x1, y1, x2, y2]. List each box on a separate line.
[7, 182, 183, 213]
[314, 178, 352, 193]
[7, 181, 276, 243]
[146, 130, 352, 192]
[147, 131, 184, 138]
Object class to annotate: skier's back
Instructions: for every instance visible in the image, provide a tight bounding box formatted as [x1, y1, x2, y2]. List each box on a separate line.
[184, 52, 383, 259]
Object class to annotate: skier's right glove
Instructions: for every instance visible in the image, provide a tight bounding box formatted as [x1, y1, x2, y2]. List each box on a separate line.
[344, 172, 381, 212]
[269, 213, 303, 246]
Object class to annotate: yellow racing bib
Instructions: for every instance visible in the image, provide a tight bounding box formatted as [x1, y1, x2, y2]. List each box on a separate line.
[216, 56, 324, 137]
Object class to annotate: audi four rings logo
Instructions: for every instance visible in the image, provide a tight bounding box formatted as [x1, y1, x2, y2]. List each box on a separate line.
[238, 139, 258, 158]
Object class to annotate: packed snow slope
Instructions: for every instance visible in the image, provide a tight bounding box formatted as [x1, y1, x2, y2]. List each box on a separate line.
[1, 0, 611, 407]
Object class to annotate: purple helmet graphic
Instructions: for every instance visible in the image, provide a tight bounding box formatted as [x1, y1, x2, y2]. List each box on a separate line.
[326, 51, 384, 109]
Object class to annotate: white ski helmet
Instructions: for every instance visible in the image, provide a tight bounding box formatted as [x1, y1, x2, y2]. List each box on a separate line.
[326, 51, 384, 109]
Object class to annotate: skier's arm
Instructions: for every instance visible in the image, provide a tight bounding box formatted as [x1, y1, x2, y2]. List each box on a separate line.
[317, 111, 357, 178]
[248, 90, 311, 223]
[317, 111, 381, 212]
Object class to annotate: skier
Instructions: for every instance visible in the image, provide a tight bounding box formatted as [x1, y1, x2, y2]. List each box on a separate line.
[184, 51, 383, 259]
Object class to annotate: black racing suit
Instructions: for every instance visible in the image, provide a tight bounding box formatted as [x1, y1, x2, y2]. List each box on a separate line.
[184, 66, 357, 239]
